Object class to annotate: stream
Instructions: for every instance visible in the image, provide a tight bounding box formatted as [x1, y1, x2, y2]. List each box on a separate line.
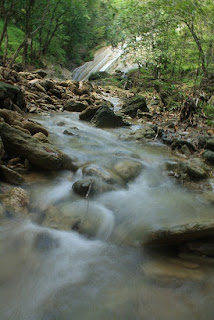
[1, 102, 214, 319]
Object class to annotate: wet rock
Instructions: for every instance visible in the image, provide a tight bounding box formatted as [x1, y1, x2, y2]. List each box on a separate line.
[145, 221, 214, 246]
[205, 138, 214, 151]
[203, 191, 214, 204]
[122, 95, 149, 118]
[33, 231, 59, 252]
[0, 187, 29, 214]
[33, 132, 49, 143]
[64, 99, 88, 112]
[83, 164, 116, 184]
[142, 257, 204, 284]
[0, 122, 64, 170]
[184, 240, 214, 257]
[180, 144, 191, 157]
[62, 153, 79, 171]
[23, 121, 49, 136]
[91, 106, 125, 128]
[112, 159, 143, 182]
[79, 105, 101, 121]
[72, 178, 114, 197]
[0, 165, 25, 184]
[203, 150, 214, 164]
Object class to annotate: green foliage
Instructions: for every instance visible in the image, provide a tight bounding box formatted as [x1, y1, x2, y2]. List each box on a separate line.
[204, 104, 214, 118]
[0, 19, 24, 62]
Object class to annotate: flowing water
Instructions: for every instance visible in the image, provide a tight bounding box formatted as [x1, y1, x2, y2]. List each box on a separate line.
[1, 110, 214, 320]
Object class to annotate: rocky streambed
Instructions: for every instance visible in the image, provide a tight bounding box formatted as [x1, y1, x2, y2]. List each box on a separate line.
[0, 67, 214, 320]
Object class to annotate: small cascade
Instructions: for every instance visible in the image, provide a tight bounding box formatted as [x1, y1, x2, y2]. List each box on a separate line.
[72, 46, 123, 81]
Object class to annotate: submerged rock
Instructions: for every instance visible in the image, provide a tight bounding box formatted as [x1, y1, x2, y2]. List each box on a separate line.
[144, 221, 214, 246]
[0, 187, 29, 214]
[72, 178, 114, 197]
[112, 159, 143, 183]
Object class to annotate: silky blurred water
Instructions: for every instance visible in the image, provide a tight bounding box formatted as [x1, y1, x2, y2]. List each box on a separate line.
[0, 112, 214, 320]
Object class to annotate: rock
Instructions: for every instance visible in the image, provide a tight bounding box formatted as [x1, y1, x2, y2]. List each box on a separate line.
[145, 221, 214, 246]
[72, 178, 114, 197]
[180, 144, 191, 157]
[142, 257, 204, 283]
[205, 138, 214, 151]
[33, 132, 49, 143]
[82, 164, 116, 184]
[73, 81, 93, 96]
[0, 187, 29, 214]
[0, 122, 64, 170]
[0, 137, 4, 161]
[91, 106, 125, 128]
[0, 81, 26, 111]
[134, 126, 156, 139]
[62, 153, 79, 171]
[33, 69, 47, 78]
[171, 140, 196, 152]
[79, 105, 101, 121]
[42, 201, 109, 237]
[64, 99, 88, 112]
[203, 191, 214, 204]
[177, 158, 209, 180]
[137, 111, 153, 119]
[33, 231, 59, 252]
[122, 95, 149, 118]
[0, 165, 25, 184]
[184, 240, 214, 257]
[40, 79, 55, 90]
[203, 150, 214, 164]
[0, 108, 22, 125]
[112, 159, 143, 182]
[23, 121, 49, 136]
[198, 135, 212, 148]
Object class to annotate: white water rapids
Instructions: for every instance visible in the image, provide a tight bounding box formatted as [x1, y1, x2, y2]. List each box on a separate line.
[1, 108, 214, 320]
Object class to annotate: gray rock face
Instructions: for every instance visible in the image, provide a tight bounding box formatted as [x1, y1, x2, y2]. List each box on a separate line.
[0, 122, 74, 170]
[91, 106, 125, 128]
[144, 221, 214, 246]
[122, 95, 149, 118]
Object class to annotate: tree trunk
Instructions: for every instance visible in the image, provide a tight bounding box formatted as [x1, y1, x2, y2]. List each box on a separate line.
[185, 22, 208, 76]
[3, 29, 8, 65]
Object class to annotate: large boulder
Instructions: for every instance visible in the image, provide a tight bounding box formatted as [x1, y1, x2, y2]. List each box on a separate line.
[144, 221, 214, 246]
[0, 122, 75, 170]
[0, 81, 26, 111]
[122, 95, 149, 118]
[79, 105, 101, 121]
[91, 106, 125, 128]
[112, 159, 143, 183]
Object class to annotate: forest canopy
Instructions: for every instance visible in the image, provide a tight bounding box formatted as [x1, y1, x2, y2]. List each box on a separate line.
[0, 0, 213, 80]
